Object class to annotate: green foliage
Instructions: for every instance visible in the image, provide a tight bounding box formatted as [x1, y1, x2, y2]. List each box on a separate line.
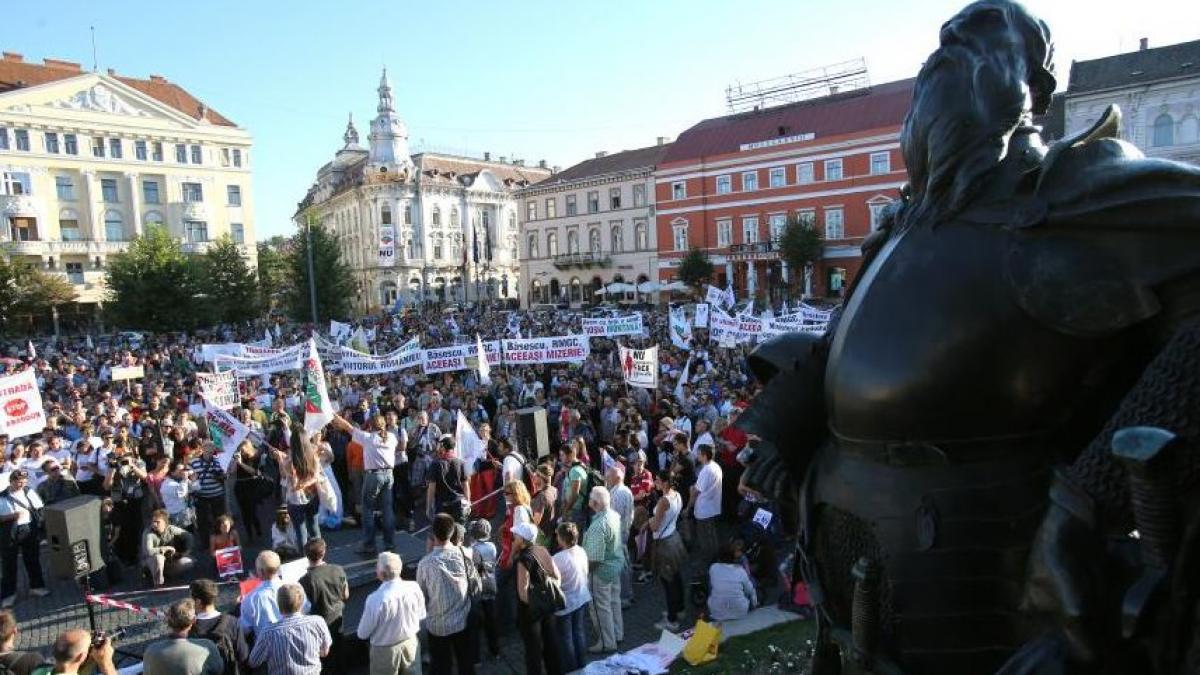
[779, 215, 823, 272]
[199, 236, 260, 324]
[287, 218, 355, 324]
[0, 256, 78, 335]
[104, 225, 203, 331]
[677, 248, 714, 290]
[256, 236, 291, 313]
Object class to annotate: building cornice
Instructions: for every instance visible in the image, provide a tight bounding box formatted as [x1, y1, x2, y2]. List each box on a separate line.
[515, 166, 654, 198]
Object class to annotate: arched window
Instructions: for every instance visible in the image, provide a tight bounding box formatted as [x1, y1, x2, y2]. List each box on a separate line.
[549, 278, 561, 300]
[404, 203, 412, 224]
[635, 221, 648, 250]
[450, 233, 462, 261]
[482, 210, 490, 229]
[405, 237, 414, 259]
[1181, 115, 1200, 145]
[567, 230, 579, 254]
[527, 233, 539, 259]
[569, 277, 582, 302]
[508, 235, 518, 262]
[1153, 113, 1175, 147]
[547, 232, 559, 256]
[381, 204, 392, 225]
[451, 207, 459, 228]
[104, 210, 124, 241]
[432, 207, 442, 227]
[611, 225, 623, 253]
[589, 228, 601, 254]
[143, 210, 164, 226]
[432, 233, 444, 259]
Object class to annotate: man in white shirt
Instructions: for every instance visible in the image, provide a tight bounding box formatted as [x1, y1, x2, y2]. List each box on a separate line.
[605, 465, 635, 608]
[160, 462, 193, 529]
[688, 445, 723, 567]
[357, 552, 425, 675]
[0, 470, 50, 606]
[329, 413, 397, 555]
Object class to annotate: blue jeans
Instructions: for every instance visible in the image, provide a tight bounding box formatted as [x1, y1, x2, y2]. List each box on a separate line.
[556, 603, 589, 672]
[362, 469, 395, 549]
[287, 500, 320, 548]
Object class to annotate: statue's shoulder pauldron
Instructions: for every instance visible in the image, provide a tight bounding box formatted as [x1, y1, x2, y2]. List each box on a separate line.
[1005, 105, 1200, 338]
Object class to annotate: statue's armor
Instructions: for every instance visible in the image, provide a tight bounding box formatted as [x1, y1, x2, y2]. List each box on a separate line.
[814, 215, 1144, 673]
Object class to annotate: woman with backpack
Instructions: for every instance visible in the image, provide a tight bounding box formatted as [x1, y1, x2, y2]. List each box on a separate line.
[513, 522, 564, 675]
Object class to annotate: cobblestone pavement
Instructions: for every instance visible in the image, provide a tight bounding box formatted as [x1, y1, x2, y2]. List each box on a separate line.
[11, 516, 779, 675]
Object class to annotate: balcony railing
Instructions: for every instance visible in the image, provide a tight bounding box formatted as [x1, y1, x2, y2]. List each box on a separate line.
[552, 251, 612, 269]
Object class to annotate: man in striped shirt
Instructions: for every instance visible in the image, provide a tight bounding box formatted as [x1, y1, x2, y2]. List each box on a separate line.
[188, 443, 228, 550]
[248, 584, 329, 675]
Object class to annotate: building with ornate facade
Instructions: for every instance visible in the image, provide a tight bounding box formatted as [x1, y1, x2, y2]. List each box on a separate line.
[516, 142, 668, 307]
[1065, 38, 1200, 165]
[653, 79, 914, 301]
[0, 52, 256, 317]
[296, 70, 551, 312]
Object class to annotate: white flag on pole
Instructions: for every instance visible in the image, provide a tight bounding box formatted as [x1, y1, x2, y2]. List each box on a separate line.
[85, 334, 94, 350]
[674, 355, 692, 401]
[26, 341, 35, 360]
[301, 339, 335, 436]
[203, 399, 251, 471]
[474, 333, 491, 386]
[455, 411, 485, 476]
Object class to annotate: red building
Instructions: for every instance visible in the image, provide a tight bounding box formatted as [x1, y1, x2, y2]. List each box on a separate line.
[654, 78, 914, 300]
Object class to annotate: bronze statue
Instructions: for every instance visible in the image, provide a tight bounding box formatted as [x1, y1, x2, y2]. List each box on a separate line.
[738, 1, 1200, 673]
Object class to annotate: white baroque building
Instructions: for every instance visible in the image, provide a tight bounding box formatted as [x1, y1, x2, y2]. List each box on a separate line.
[296, 70, 551, 311]
[0, 52, 256, 315]
[1066, 38, 1200, 165]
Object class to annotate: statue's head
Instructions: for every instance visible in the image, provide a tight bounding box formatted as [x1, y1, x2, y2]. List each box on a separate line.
[901, 0, 1056, 218]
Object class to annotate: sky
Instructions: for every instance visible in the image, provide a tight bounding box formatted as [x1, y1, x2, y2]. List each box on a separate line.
[4, 0, 1199, 239]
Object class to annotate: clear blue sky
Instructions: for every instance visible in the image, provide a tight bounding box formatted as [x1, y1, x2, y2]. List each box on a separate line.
[4, 0, 1198, 239]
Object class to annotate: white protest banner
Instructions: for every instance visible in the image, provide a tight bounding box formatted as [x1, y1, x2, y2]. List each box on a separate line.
[474, 334, 491, 385]
[301, 339, 334, 436]
[197, 372, 240, 410]
[200, 343, 244, 363]
[378, 224, 396, 268]
[242, 344, 286, 357]
[708, 310, 739, 346]
[203, 399, 250, 471]
[339, 338, 422, 376]
[214, 343, 304, 376]
[737, 315, 764, 343]
[500, 335, 590, 365]
[422, 345, 472, 374]
[0, 369, 45, 439]
[582, 314, 643, 337]
[329, 320, 352, 340]
[619, 345, 658, 390]
[110, 365, 144, 381]
[694, 303, 710, 328]
[455, 411, 485, 476]
[669, 307, 692, 350]
[705, 285, 726, 308]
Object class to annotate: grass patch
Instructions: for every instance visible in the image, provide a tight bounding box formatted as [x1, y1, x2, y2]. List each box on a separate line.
[671, 619, 815, 674]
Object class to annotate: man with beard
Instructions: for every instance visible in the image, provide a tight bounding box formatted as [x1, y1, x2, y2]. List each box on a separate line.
[737, 2, 1200, 673]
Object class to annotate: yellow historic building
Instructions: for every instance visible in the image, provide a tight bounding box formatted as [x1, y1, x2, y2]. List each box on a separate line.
[0, 52, 255, 316]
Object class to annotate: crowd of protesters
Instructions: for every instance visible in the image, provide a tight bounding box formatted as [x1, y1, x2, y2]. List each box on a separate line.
[0, 299, 808, 674]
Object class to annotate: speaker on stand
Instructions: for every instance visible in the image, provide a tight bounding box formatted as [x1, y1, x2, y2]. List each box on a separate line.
[515, 407, 551, 459]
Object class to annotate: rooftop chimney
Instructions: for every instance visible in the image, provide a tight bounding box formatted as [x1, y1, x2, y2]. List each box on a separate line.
[829, 84, 840, 95]
[197, 103, 207, 120]
[656, 136, 666, 146]
[107, 68, 116, 76]
[552, 166, 561, 174]
[483, 151, 491, 161]
[538, 159, 547, 168]
[2, 52, 24, 63]
[1139, 37, 1149, 51]
[149, 74, 167, 83]
[595, 151, 608, 158]
[43, 58, 81, 72]
[499, 156, 507, 163]
[514, 159, 524, 166]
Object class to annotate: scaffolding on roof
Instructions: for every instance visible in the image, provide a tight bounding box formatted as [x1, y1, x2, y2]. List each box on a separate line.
[725, 58, 871, 114]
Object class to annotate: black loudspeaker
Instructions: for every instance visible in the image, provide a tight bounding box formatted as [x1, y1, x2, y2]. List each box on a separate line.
[44, 495, 104, 579]
[515, 407, 551, 459]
